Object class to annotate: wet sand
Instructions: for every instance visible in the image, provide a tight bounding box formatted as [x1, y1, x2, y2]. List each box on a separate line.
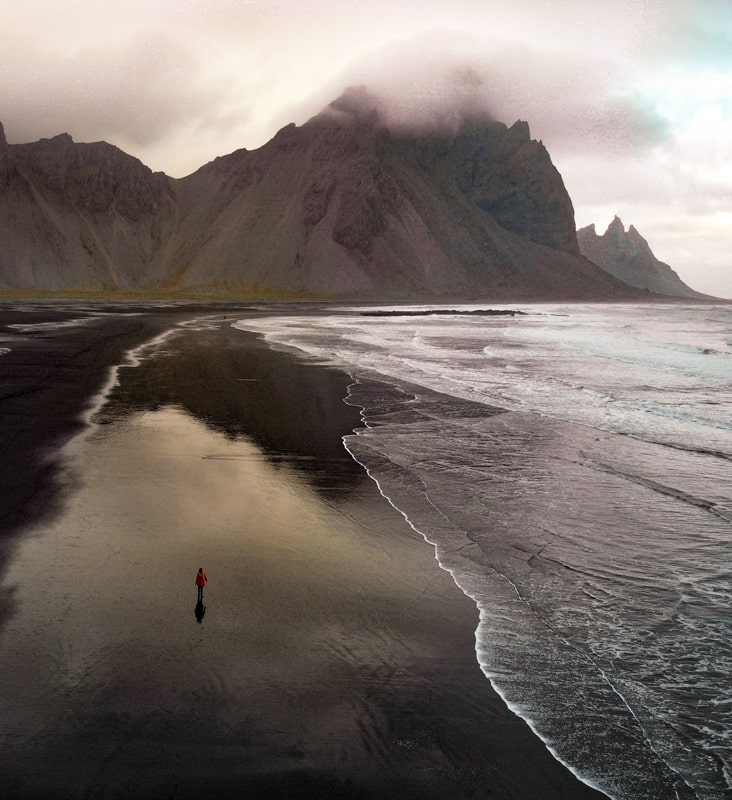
[0, 303, 222, 626]
[0, 306, 607, 799]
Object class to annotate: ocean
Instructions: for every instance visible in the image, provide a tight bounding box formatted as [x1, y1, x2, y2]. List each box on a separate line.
[235, 302, 732, 800]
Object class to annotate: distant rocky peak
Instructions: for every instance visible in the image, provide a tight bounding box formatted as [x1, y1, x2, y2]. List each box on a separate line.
[26, 132, 75, 150]
[577, 216, 705, 298]
[606, 215, 625, 235]
[627, 224, 646, 243]
[507, 119, 531, 143]
[599, 217, 651, 256]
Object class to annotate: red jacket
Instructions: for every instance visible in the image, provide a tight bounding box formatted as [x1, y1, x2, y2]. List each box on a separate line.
[195, 571, 208, 587]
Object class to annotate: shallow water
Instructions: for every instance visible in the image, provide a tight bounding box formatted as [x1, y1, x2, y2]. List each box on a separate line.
[236, 303, 732, 800]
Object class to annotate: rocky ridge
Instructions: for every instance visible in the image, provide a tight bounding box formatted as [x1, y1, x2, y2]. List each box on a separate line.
[577, 217, 706, 299]
[0, 90, 641, 300]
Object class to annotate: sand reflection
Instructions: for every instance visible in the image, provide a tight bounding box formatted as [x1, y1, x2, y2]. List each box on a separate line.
[0, 405, 474, 795]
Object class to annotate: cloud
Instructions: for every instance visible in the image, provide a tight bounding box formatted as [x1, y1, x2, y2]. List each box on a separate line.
[647, 0, 732, 70]
[0, 0, 682, 167]
[0, 29, 230, 153]
[297, 31, 671, 158]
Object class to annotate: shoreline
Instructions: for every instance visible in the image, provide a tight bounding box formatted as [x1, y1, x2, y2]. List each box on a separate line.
[0, 303, 608, 798]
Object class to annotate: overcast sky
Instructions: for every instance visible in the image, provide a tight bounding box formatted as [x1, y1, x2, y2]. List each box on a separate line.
[2, 0, 730, 296]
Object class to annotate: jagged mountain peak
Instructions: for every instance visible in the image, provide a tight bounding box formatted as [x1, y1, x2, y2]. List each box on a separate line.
[605, 215, 626, 236]
[627, 224, 646, 243]
[507, 119, 531, 141]
[48, 133, 74, 145]
[578, 217, 706, 299]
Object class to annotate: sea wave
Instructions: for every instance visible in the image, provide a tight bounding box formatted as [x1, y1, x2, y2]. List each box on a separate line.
[233, 302, 732, 800]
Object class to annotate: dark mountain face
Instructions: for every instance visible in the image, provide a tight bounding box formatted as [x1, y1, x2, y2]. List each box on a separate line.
[10, 134, 172, 218]
[577, 217, 706, 299]
[443, 118, 579, 253]
[0, 129, 178, 290]
[0, 91, 638, 300]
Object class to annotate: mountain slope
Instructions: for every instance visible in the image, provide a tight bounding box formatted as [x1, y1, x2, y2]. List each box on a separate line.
[0, 124, 177, 290]
[0, 92, 639, 300]
[577, 216, 706, 299]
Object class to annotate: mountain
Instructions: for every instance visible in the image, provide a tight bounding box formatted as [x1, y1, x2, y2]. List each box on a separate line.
[0, 89, 639, 300]
[577, 216, 706, 299]
[0, 124, 177, 291]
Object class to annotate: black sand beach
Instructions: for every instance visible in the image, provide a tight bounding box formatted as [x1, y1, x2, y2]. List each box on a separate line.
[0, 303, 607, 799]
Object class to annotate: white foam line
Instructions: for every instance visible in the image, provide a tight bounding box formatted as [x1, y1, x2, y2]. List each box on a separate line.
[83, 328, 180, 427]
[57, 325, 188, 466]
[8, 318, 94, 333]
[342, 397, 704, 799]
[340, 378, 614, 799]
[473, 615, 699, 800]
[473, 570, 700, 800]
[69, 312, 232, 451]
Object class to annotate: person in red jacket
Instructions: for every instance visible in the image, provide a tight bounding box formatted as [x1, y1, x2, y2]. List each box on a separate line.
[195, 567, 208, 602]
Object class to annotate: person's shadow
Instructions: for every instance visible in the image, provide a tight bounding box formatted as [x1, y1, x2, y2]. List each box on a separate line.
[195, 600, 206, 623]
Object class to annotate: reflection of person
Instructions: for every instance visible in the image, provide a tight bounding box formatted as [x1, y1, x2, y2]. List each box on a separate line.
[195, 568, 208, 601]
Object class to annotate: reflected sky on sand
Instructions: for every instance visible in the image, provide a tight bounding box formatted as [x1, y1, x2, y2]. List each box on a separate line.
[0, 406, 466, 796]
[99, 324, 366, 493]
